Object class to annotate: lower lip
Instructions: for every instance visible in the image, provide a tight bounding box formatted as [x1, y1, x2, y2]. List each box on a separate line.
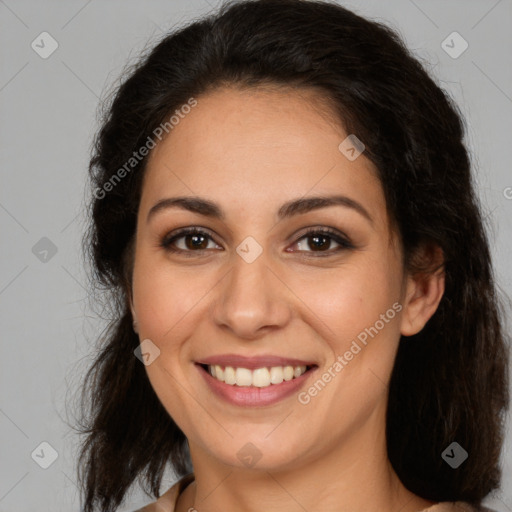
[197, 364, 317, 407]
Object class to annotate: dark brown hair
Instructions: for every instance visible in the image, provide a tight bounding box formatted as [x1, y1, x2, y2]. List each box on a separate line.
[73, 0, 510, 510]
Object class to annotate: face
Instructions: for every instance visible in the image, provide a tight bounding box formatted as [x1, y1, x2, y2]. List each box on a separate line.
[130, 85, 412, 471]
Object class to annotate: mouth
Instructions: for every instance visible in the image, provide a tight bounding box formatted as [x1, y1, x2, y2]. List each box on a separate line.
[197, 362, 317, 388]
[194, 354, 319, 407]
[196, 360, 319, 407]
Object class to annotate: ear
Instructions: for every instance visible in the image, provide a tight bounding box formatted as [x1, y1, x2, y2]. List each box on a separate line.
[400, 245, 445, 337]
[127, 290, 138, 334]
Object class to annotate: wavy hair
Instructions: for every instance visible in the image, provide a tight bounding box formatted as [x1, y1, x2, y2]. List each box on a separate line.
[73, 0, 510, 510]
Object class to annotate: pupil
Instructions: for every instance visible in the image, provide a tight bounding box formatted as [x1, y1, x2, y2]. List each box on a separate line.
[310, 235, 328, 251]
[187, 234, 207, 250]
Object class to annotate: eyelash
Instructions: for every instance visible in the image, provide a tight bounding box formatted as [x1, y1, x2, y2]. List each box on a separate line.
[159, 226, 354, 258]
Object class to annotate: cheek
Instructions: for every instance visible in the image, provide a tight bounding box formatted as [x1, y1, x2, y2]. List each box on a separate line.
[300, 257, 400, 349]
[132, 252, 187, 341]
[302, 262, 402, 413]
[131, 255, 206, 422]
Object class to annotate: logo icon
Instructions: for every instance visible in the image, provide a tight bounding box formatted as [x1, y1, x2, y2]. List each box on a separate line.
[338, 134, 365, 161]
[31, 32, 59, 59]
[236, 442, 263, 468]
[441, 441, 468, 468]
[31, 441, 59, 469]
[134, 339, 161, 366]
[441, 32, 468, 59]
[32, 237, 58, 263]
[236, 236, 263, 264]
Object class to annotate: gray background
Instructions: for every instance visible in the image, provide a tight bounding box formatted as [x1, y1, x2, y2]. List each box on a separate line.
[1, 0, 511, 511]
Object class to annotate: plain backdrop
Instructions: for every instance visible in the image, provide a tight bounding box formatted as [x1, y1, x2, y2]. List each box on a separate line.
[1, 1, 511, 511]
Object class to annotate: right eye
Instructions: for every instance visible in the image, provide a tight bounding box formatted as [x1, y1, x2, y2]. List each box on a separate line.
[160, 227, 222, 255]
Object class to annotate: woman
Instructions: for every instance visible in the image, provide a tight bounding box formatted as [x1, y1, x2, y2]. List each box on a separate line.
[75, 0, 510, 511]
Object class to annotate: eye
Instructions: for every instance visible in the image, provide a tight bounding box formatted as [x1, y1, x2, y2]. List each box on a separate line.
[287, 227, 354, 256]
[160, 227, 220, 256]
[160, 226, 354, 257]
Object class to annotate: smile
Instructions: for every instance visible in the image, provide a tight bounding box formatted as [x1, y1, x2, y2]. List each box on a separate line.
[202, 364, 311, 388]
[195, 356, 318, 407]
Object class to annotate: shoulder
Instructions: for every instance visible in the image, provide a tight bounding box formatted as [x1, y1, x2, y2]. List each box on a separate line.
[132, 489, 175, 512]
[422, 502, 499, 512]
[460, 503, 499, 512]
[134, 473, 195, 512]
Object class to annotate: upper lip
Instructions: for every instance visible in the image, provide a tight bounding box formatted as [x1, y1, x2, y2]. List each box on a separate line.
[197, 354, 317, 370]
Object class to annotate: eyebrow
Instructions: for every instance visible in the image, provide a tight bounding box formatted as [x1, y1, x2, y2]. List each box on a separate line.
[146, 194, 374, 226]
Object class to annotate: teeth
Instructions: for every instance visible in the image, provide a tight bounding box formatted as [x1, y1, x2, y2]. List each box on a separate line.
[224, 366, 236, 385]
[270, 366, 284, 384]
[215, 365, 224, 381]
[252, 368, 270, 387]
[293, 366, 304, 378]
[207, 364, 308, 387]
[284, 366, 294, 381]
[235, 367, 253, 386]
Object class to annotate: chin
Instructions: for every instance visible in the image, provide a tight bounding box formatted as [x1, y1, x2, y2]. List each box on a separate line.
[199, 430, 316, 472]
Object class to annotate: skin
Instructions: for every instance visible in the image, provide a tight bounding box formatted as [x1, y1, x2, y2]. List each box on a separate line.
[130, 85, 445, 512]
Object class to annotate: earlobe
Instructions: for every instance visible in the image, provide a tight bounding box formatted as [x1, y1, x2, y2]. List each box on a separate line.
[400, 247, 445, 337]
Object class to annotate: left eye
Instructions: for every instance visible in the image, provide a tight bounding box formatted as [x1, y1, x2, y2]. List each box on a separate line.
[160, 227, 354, 256]
[290, 230, 352, 254]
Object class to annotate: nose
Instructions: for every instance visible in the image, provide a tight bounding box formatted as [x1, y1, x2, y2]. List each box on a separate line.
[211, 245, 292, 340]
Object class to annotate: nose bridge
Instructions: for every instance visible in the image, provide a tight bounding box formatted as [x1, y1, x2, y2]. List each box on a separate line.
[213, 237, 290, 337]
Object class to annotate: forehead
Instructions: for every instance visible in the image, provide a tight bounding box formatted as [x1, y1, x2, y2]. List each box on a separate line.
[141, 85, 386, 225]
[148, 85, 345, 163]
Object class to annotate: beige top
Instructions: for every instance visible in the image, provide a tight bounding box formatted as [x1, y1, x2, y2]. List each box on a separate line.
[136, 473, 495, 512]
